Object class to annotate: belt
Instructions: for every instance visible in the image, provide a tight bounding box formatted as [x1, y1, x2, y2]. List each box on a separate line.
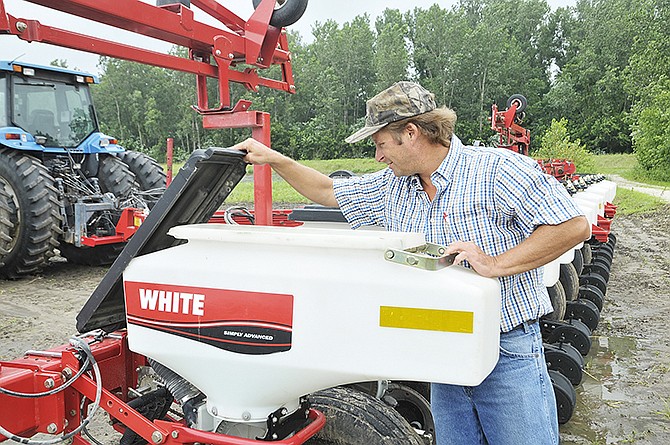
[511, 318, 539, 332]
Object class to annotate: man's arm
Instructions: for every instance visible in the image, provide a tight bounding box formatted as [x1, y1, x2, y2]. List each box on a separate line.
[446, 216, 591, 278]
[233, 138, 338, 207]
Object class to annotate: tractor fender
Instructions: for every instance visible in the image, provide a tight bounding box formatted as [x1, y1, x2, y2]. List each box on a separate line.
[0, 127, 44, 152]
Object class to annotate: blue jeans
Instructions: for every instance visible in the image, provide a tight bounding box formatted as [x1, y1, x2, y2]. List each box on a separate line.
[431, 322, 559, 445]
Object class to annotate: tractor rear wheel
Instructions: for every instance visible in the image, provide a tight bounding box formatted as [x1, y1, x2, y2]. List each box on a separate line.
[0, 186, 14, 266]
[116, 151, 166, 209]
[97, 154, 137, 200]
[0, 149, 62, 278]
[306, 386, 424, 445]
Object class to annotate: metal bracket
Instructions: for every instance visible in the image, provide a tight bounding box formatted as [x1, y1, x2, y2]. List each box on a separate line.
[384, 243, 456, 271]
[261, 396, 310, 441]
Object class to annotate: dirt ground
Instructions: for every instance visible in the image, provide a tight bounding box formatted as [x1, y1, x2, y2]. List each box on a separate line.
[560, 204, 670, 444]
[0, 204, 669, 444]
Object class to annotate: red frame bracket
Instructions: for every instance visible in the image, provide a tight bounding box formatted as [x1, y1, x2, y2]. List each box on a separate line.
[81, 208, 146, 247]
[490, 102, 530, 156]
[0, 333, 325, 445]
[1, 0, 296, 111]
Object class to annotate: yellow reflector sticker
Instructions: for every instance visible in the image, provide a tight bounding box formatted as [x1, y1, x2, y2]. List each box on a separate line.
[380, 306, 474, 334]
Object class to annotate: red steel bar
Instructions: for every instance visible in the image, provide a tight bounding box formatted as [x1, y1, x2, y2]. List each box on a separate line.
[202, 101, 273, 225]
[252, 112, 273, 226]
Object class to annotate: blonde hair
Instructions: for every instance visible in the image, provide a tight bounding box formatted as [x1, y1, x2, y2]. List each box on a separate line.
[386, 107, 457, 147]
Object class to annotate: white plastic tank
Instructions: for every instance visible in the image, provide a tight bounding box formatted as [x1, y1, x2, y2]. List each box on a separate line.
[542, 259, 560, 287]
[558, 246, 576, 264]
[574, 191, 605, 216]
[588, 180, 617, 203]
[123, 224, 501, 422]
[572, 198, 598, 227]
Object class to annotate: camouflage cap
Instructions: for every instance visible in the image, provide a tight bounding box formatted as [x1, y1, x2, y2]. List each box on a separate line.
[345, 81, 436, 143]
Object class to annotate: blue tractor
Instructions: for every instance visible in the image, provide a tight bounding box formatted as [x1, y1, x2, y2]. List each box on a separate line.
[0, 61, 166, 278]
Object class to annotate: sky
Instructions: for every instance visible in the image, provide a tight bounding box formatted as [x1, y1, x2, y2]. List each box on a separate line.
[0, 0, 575, 75]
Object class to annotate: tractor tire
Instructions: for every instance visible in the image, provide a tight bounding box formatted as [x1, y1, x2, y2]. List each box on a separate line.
[252, 0, 308, 27]
[305, 386, 424, 445]
[97, 154, 137, 200]
[0, 187, 14, 269]
[116, 151, 167, 209]
[0, 149, 62, 278]
[0, 187, 13, 266]
[545, 281, 567, 321]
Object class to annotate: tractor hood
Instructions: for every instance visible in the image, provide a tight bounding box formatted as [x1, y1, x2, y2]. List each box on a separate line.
[76, 147, 247, 333]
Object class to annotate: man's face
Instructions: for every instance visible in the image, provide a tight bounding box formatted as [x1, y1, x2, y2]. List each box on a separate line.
[372, 127, 416, 177]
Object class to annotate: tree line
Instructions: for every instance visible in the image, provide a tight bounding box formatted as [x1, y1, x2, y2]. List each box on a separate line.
[88, 0, 670, 180]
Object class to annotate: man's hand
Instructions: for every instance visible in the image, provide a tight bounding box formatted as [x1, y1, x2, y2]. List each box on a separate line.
[233, 138, 283, 166]
[231, 138, 338, 207]
[446, 241, 499, 277]
[446, 216, 591, 278]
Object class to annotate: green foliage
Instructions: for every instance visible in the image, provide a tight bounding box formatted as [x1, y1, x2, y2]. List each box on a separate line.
[88, 0, 668, 162]
[374, 9, 410, 91]
[533, 118, 596, 172]
[631, 80, 670, 181]
[92, 54, 203, 162]
[539, 0, 654, 153]
[591, 153, 670, 187]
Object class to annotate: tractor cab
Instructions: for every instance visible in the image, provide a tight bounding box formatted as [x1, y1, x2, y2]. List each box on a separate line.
[0, 60, 120, 154]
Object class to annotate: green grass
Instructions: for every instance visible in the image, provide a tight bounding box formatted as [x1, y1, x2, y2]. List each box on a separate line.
[594, 153, 670, 188]
[593, 153, 637, 176]
[162, 158, 383, 177]
[227, 180, 310, 204]
[163, 158, 384, 205]
[612, 187, 666, 215]
[300, 158, 385, 175]
[225, 159, 384, 204]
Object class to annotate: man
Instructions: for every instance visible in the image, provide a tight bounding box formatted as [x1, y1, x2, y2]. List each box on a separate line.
[234, 81, 590, 444]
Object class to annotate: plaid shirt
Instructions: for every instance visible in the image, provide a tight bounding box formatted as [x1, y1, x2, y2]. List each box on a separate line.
[333, 135, 584, 332]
